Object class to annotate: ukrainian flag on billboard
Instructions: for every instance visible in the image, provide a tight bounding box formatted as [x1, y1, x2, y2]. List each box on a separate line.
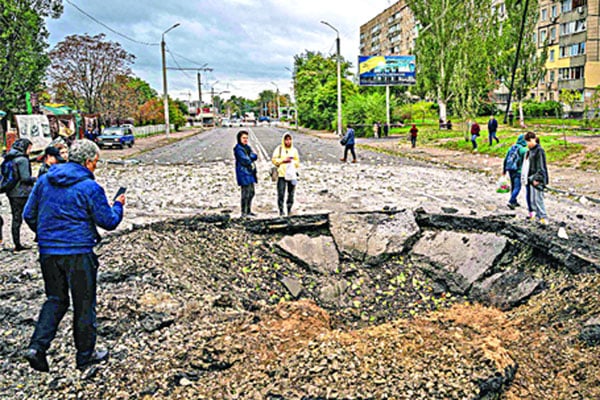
[358, 55, 416, 86]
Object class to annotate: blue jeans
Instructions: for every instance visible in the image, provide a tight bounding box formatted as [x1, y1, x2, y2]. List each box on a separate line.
[29, 253, 99, 366]
[471, 135, 478, 149]
[489, 132, 499, 145]
[508, 170, 521, 205]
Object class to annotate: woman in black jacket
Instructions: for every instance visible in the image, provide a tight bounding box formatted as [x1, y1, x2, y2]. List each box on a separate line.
[524, 132, 548, 224]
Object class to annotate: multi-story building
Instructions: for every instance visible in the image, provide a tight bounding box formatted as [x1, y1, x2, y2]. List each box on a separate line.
[533, 0, 599, 113]
[359, 0, 416, 57]
[360, 0, 599, 113]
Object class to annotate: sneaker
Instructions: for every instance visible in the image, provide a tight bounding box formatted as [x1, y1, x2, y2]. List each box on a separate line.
[77, 350, 109, 371]
[352, 159, 357, 163]
[247, 212, 257, 217]
[515, 202, 521, 207]
[339, 158, 346, 162]
[539, 218, 548, 225]
[24, 348, 49, 372]
[507, 203, 516, 210]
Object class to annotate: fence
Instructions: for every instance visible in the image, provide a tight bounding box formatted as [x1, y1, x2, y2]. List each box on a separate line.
[133, 124, 172, 137]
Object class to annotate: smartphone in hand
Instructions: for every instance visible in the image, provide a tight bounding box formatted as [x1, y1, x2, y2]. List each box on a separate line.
[113, 186, 127, 202]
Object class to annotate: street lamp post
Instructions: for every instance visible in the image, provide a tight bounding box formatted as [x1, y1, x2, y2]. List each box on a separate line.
[161, 23, 180, 137]
[321, 20, 342, 136]
[270, 82, 280, 120]
[285, 66, 299, 130]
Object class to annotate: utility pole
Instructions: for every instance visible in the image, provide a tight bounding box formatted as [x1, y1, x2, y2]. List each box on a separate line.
[321, 21, 342, 136]
[161, 23, 180, 138]
[504, 0, 530, 124]
[271, 82, 280, 120]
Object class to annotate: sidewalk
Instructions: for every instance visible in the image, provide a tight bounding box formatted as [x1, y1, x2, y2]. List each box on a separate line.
[303, 129, 599, 200]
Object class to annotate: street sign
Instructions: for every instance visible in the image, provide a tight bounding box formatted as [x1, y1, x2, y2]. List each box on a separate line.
[358, 55, 416, 86]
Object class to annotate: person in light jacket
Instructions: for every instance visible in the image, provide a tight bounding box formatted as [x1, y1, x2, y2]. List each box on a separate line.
[271, 132, 300, 216]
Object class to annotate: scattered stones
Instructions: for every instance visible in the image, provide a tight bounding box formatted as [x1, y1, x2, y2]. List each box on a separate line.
[412, 230, 508, 294]
[558, 227, 569, 239]
[580, 315, 600, 346]
[280, 277, 303, 298]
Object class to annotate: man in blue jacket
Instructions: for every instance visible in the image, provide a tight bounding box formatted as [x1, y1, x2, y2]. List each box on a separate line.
[487, 115, 499, 146]
[340, 125, 357, 163]
[23, 139, 125, 372]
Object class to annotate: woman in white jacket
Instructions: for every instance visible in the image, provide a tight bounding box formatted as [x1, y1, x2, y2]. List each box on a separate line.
[271, 132, 300, 216]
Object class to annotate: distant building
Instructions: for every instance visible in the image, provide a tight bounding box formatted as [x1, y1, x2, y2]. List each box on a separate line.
[360, 0, 599, 115]
[532, 0, 599, 115]
[359, 1, 417, 57]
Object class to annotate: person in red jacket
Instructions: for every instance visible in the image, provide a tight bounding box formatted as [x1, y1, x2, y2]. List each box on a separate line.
[409, 124, 418, 148]
[470, 121, 481, 151]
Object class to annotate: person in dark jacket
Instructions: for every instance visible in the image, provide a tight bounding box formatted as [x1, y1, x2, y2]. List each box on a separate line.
[409, 124, 418, 148]
[502, 134, 528, 209]
[340, 126, 357, 162]
[524, 131, 549, 224]
[4, 138, 36, 251]
[470, 121, 481, 151]
[38, 145, 66, 177]
[233, 130, 258, 217]
[23, 139, 125, 372]
[487, 115, 499, 145]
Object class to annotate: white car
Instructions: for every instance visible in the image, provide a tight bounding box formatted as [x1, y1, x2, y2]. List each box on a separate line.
[221, 118, 232, 127]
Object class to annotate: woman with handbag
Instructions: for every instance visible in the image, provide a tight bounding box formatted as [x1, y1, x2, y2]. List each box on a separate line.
[233, 130, 258, 217]
[340, 125, 357, 163]
[271, 132, 300, 217]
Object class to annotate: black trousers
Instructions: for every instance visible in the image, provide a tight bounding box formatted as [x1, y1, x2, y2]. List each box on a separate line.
[344, 144, 356, 161]
[8, 196, 27, 248]
[29, 253, 99, 367]
[240, 183, 255, 215]
[277, 178, 295, 214]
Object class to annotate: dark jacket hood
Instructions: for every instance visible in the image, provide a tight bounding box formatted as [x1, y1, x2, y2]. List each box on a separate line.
[46, 161, 94, 188]
[5, 146, 26, 161]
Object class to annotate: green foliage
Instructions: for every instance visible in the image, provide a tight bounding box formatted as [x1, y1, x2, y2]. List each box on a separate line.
[293, 51, 355, 130]
[127, 77, 158, 105]
[397, 101, 436, 123]
[0, 1, 62, 117]
[522, 100, 563, 118]
[406, 0, 499, 120]
[559, 89, 580, 117]
[344, 92, 387, 136]
[168, 99, 186, 130]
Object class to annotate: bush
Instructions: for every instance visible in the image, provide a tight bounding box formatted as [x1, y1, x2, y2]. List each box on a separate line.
[522, 100, 563, 118]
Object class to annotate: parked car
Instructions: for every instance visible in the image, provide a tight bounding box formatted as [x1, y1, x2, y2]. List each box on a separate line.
[221, 118, 232, 127]
[258, 116, 270, 123]
[97, 126, 135, 149]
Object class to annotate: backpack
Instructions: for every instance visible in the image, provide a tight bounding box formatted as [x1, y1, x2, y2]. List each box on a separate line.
[0, 158, 19, 193]
[505, 145, 520, 171]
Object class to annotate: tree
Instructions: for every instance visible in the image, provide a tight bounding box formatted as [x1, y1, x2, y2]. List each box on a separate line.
[496, 0, 545, 125]
[559, 89, 580, 118]
[406, 0, 500, 121]
[127, 77, 158, 106]
[47, 33, 135, 114]
[293, 51, 355, 130]
[0, 1, 62, 122]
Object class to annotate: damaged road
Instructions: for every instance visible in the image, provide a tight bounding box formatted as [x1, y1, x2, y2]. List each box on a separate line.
[1, 209, 598, 399]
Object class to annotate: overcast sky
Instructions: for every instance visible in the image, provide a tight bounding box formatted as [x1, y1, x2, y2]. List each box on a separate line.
[46, 0, 394, 102]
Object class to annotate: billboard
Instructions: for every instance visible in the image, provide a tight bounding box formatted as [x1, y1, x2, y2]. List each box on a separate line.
[358, 55, 416, 86]
[14, 115, 52, 152]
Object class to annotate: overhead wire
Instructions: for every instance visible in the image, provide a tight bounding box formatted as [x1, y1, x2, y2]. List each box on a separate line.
[64, 0, 159, 46]
[166, 45, 194, 80]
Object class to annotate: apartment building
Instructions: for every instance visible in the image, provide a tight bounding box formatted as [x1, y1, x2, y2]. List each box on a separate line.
[360, 0, 599, 112]
[533, 0, 599, 112]
[359, 1, 416, 57]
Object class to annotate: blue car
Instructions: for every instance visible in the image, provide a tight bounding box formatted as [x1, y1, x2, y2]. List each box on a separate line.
[97, 126, 135, 149]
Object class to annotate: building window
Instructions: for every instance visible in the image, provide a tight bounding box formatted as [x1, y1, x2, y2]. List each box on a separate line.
[551, 5, 558, 18]
[561, 0, 572, 13]
[540, 29, 547, 45]
[560, 19, 586, 35]
[549, 92, 554, 101]
[560, 42, 586, 57]
[549, 49, 555, 61]
[550, 71, 555, 82]
[541, 8, 548, 21]
[550, 27, 556, 40]
[559, 66, 584, 80]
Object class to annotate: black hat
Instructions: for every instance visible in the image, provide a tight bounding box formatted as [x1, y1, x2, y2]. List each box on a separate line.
[44, 146, 66, 162]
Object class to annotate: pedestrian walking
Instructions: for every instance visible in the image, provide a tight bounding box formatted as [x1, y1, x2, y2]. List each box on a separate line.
[503, 134, 527, 209]
[523, 132, 549, 224]
[3, 138, 36, 251]
[488, 115, 499, 145]
[22, 139, 125, 372]
[383, 123, 389, 137]
[340, 125, 357, 163]
[233, 130, 258, 217]
[409, 124, 418, 148]
[271, 132, 300, 216]
[508, 111, 515, 127]
[470, 121, 481, 151]
[38, 145, 67, 177]
[373, 122, 379, 139]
